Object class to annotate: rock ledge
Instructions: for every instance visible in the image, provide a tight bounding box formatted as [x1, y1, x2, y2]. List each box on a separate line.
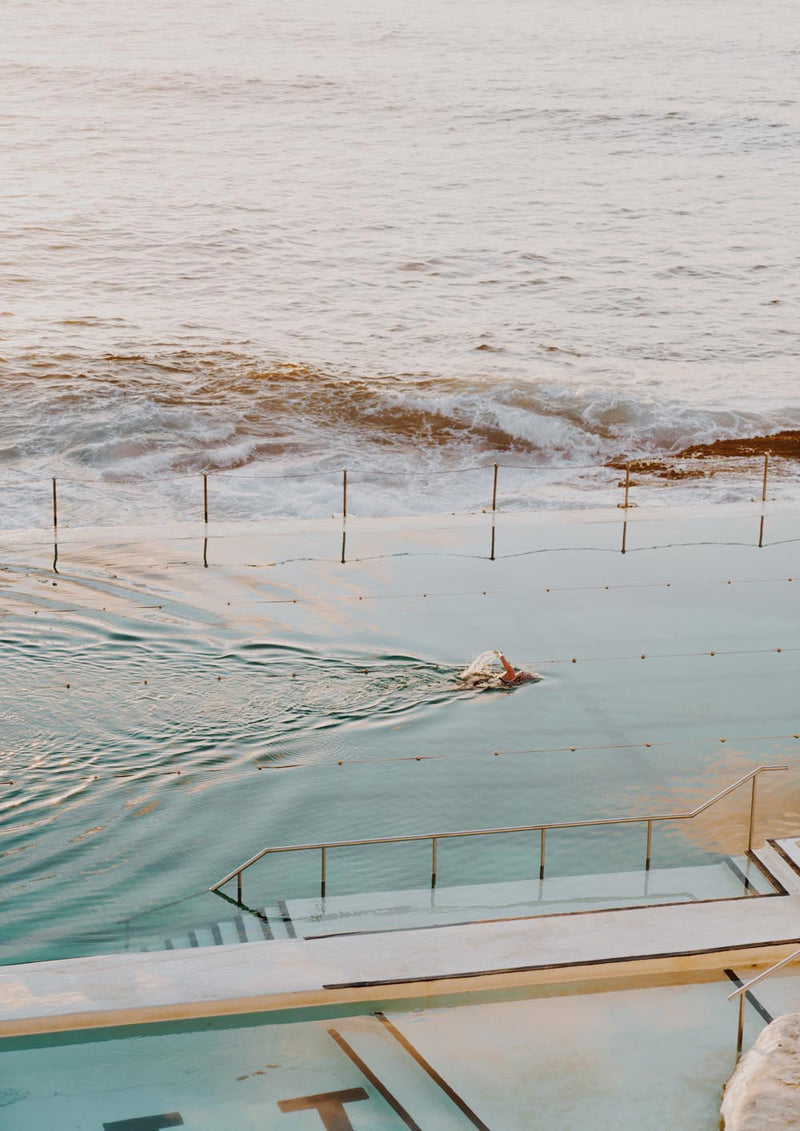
[722, 1013, 800, 1129]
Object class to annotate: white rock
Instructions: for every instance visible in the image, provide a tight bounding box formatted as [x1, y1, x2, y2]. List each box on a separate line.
[722, 1013, 800, 1129]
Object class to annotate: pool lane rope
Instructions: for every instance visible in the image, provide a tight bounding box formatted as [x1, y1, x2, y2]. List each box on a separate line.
[10, 641, 799, 694]
[0, 572, 796, 620]
[3, 730, 800, 787]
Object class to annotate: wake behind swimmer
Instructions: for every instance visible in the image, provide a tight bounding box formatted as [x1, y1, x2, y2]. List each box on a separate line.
[457, 650, 540, 691]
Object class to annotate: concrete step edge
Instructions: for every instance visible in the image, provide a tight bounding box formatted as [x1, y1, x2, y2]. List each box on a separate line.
[753, 846, 800, 894]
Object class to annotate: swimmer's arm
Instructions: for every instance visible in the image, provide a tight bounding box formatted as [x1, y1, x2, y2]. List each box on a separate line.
[498, 654, 516, 680]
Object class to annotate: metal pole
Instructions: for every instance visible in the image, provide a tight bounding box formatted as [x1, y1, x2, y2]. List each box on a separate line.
[342, 469, 347, 519]
[762, 453, 769, 503]
[736, 994, 745, 1057]
[237, 871, 242, 906]
[321, 845, 327, 898]
[52, 477, 58, 527]
[624, 461, 630, 509]
[539, 828, 546, 881]
[492, 463, 499, 512]
[431, 837, 438, 889]
[203, 474, 208, 524]
[747, 774, 758, 852]
[645, 820, 652, 871]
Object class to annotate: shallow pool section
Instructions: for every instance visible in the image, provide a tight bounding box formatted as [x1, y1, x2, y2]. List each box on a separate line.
[0, 974, 757, 1130]
[126, 855, 776, 956]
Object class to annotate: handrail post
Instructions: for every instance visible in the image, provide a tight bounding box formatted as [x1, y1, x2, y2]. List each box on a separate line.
[747, 773, 758, 852]
[736, 993, 745, 1057]
[203, 473, 208, 524]
[52, 477, 58, 528]
[539, 828, 546, 881]
[492, 463, 499, 512]
[321, 845, 327, 898]
[342, 469, 347, 519]
[729, 945, 800, 1054]
[237, 870, 242, 906]
[762, 453, 769, 503]
[431, 837, 438, 889]
[645, 819, 652, 871]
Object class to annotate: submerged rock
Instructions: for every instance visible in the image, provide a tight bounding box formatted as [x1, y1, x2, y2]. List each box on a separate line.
[607, 429, 800, 480]
[721, 1013, 800, 1129]
[676, 431, 800, 460]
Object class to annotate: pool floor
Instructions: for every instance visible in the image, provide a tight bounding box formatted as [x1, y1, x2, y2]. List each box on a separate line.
[0, 974, 754, 1130]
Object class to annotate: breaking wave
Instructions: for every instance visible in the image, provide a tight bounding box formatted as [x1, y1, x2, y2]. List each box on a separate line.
[2, 354, 800, 527]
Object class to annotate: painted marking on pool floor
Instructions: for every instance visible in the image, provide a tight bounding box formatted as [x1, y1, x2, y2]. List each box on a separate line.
[277, 1087, 368, 1127]
[278, 899, 297, 938]
[722, 857, 756, 894]
[328, 1027, 421, 1130]
[103, 1115, 183, 1131]
[723, 969, 774, 1025]
[375, 1011, 490, 1130]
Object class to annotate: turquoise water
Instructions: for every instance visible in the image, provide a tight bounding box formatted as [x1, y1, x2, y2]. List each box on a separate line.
[1, 504, 799, 962]
[0, 975, 757, 1129]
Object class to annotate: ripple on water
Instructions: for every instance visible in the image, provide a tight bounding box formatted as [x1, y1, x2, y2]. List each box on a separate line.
[0, 570, 467, 960]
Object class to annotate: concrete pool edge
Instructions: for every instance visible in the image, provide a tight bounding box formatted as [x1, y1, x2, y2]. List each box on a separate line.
[3, 892, 800, 1039]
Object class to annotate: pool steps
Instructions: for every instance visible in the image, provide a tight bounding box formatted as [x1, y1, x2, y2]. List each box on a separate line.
[750, 843, 800, 895]
[3, 839, 800, 1038]
[6, 879, 800, 1038]
[134, 856, 778, 955]
[140, 907, 296, 952]
[124, 846, 800, 1068]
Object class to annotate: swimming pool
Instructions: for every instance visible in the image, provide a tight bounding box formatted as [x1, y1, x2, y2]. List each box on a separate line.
[0, 972, 756, 1129]
[1, 503, 798, 965]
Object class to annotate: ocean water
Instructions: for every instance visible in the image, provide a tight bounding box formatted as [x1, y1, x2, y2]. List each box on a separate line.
[2, 0, 799, 524]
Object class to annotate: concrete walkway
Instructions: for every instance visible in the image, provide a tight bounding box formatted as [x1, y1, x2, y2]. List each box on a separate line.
[3, 892, 800, 1037]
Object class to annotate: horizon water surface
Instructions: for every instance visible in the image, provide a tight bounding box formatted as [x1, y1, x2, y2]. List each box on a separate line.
[2, 0, 799, 526]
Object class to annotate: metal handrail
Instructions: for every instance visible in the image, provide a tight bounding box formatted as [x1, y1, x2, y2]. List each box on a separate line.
[728, 944, 800, 1055]
[210, 764, 787, 906]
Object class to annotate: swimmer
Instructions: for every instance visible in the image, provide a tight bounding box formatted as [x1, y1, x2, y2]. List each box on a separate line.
[497, 653, 536, 686]
[457, 650, 539, 690]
